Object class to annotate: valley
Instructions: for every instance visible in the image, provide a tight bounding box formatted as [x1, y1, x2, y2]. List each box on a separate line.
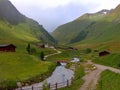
[0, 0, 120, 90]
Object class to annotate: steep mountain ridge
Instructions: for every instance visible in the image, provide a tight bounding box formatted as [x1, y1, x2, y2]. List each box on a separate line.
[0, 0, 25, 24]
[0, 0, 56, 45]
[52, 4, 120, 45]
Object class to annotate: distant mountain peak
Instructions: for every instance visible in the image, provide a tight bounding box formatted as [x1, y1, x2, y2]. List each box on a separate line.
[96, 9, 110, 15]
[76, 9, 110, 21]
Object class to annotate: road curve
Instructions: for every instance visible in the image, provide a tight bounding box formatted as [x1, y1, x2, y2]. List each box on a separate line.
[95, 64, 120, 74]
[79, 62, 120, 90]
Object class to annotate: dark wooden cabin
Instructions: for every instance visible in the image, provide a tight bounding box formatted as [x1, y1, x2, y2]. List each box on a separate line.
[67, 47, 78, 50]
[0, 44, 16, 52]
[99, 51, 110, 57]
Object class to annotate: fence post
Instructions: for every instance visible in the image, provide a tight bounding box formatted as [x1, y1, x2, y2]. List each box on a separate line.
[67, 80, 69, 87]
[71, 77, 74, 84]
[101, 80, 102, 90]
[48, 83, 51, 88]
[32, 86, 34, 90]
[20, 87, 22, 90]
[55, 83, 57, 90]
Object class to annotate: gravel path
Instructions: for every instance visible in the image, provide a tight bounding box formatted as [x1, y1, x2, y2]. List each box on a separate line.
[44, 48, 61, 59]
[95, 64, 120, 74]
[79, 61, 120, 90]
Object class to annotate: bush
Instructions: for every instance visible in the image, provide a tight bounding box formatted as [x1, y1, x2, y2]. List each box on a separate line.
[66, 63, 72, 69]
[118, 63, 120, 67]
[31, 47, 36, 54]
[40, 51, 45, 61]
[0, 80, 17, 90]
[85, 48, 92, 54]
[26, 43, 31, 54]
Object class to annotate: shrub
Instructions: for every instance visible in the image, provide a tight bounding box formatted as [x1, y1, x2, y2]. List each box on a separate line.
[40, 51, 45, 61]
[85, 48, 92, 54]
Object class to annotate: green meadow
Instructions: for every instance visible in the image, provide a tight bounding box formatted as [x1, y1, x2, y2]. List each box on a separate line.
[46, 49, 86, 62]
[0, 0, 120, 89]
[0, 53, 49, 80]
[96, 70, 120, 90]
[0, 19, 56, 89]
[0, 52, 56, 89]
[93, 54, 120, 69]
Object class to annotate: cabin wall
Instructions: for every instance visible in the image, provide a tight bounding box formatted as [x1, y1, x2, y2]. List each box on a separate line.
[0, 46, 15, 52]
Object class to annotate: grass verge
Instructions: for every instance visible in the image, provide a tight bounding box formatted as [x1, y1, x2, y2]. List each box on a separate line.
[93, 53, 120, 69]
[96, 70, 120, 90]
[0, 52, 56, 89]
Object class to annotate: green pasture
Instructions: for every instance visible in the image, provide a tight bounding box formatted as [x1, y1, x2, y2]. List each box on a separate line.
[96, 70, 120, 90]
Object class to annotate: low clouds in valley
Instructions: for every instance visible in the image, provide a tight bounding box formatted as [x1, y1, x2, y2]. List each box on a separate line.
[9, 0, 120, 32]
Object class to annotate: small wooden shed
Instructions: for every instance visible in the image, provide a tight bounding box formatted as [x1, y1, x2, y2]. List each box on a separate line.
[99, 51, 110, 57]
[0, 44, 16, 52]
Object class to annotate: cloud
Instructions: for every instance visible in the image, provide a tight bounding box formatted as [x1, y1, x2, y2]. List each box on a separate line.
[10, 0, 74, 9]
[9, 0, 120, 32]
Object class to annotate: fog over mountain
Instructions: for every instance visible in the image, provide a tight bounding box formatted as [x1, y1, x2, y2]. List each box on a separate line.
[9, 0, 120, 32]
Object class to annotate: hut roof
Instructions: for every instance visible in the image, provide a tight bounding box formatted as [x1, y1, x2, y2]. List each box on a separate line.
[0, 44, 16, 48]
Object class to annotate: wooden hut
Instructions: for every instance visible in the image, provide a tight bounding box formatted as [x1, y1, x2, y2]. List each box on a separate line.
[99, 51, 110, 57]
[0, 44, 16, 52]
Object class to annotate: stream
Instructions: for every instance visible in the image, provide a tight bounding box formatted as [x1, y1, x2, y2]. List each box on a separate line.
[18, 64, 74, 90]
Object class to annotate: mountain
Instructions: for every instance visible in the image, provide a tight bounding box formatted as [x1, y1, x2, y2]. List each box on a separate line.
[52, 5, 120, 46]
[0, 0, 25, 24]
[0, 0, 56, 45]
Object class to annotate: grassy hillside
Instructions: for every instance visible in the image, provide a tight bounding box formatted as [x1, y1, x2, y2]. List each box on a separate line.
[0, 0, 56, 89]
[52, 19, 94, 44]
[46, 50, 81, 61]
[0, 0, 56, 45]
[52, 5, 120, 46]
[93, 54, 120, 69]
[0, 52, 55, 89]
[52, 10, 107, 44]
[96, 70, 120, 90]
[0, 0, 25, 24]
[0, 0, 56, 52]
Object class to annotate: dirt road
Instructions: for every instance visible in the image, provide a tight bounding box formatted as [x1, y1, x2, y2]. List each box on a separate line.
[44, 48, 61, 59]
[79, 62, 120, 90]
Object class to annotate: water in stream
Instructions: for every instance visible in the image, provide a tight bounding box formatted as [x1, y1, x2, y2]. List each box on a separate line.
[18, 64, 74, 90]
[47, 65, 74, 85]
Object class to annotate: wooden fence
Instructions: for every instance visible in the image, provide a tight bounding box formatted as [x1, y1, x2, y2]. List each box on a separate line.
[18, 77, 73, 90]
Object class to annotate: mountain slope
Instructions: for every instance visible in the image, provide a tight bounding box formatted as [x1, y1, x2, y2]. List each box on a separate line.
[0, 1, 56, 89]
[52, 5, 120, 45]
[0, 0, 25, 24]
[0, 0, 56, 45]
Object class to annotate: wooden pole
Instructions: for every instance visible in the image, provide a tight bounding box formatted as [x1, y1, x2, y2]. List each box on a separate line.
[55, 83, 57, 90]
[20, 87, 22, 90]
[32, 86, 34, 90]
[67, 80, 69, 87]
[48, 83, 51, 88]
[71, 77, 74, 84]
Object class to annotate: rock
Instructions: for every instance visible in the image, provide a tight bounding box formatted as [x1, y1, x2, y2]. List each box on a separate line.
[17, 82, 22, 88]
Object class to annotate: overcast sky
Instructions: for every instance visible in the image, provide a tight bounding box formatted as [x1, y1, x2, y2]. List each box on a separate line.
[9, 0, 120, 32]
